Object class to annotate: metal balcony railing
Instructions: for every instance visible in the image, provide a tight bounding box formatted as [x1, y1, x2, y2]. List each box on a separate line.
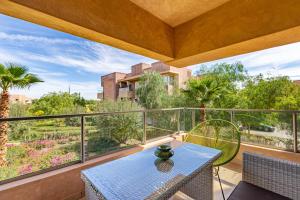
[0, 107, 298, 184]
[184, 108, 298, 153]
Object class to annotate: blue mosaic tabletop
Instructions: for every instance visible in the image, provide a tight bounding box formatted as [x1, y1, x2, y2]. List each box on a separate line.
[81, 142, 221, 200]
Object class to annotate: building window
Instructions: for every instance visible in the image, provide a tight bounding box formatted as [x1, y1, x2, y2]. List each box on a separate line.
[120, 82, 127, 88]
[163, 75, 175, 86]
[129, 83, 134, 91]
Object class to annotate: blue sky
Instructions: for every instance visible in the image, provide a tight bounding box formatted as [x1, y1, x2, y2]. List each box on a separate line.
[1, 14, 300, 99]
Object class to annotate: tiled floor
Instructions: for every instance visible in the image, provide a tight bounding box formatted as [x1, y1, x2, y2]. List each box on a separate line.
[212, 163, 242, 200]
[81, 162, 242, 200]
[170, 162, 242, 200]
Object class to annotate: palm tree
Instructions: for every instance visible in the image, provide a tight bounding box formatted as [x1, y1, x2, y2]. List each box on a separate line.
[0, 63, 43, 166]
[184, 77, 224, 122]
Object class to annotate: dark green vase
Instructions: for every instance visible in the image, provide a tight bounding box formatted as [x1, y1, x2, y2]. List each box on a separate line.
[155, 145, 174, 160]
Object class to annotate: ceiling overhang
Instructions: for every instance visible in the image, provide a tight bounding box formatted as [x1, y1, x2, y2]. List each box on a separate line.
[129, 0, 231, 27]
[1, 0, 300, 67]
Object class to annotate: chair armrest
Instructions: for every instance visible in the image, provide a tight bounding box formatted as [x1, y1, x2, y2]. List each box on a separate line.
[242, 152, 300, 200]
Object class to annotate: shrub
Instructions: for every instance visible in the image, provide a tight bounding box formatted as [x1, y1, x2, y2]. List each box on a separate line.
[27, 140, 56, 150]
[0, 166, 18, 181]
[9, 103, 30, 117]
[65, 117, 81, 126]
[59, 141, 80, 154]
[37, 149, 74, 169]
[87, 136, 119, 154]
[34, 110, 44, 116]
[93, 100, 143, 144]
[50, 152, 76, 167]
[18, 164, 33, 175]
[6, 145, 27, 165]
[9, 121, 30, 140]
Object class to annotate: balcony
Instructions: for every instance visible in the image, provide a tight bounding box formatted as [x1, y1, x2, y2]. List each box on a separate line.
[0, 107, 299, 200]
[118, 87, 135, 99]
[1, 1, 300, 199]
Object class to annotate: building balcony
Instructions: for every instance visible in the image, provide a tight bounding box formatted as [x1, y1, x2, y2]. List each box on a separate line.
[118, 87, 135, 99]
[0, 108, 299, 200]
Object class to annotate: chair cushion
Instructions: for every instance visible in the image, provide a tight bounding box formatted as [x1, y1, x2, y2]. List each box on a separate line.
[228, 181, 291, 200]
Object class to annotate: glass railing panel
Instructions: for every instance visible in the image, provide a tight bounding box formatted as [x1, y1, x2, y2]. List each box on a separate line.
[233, 111, 293, 151]
[146, 110, 179, 141]
[1, 107, 298, 185]
[1, 117, 81, 182]
[205, 109, 231, 122]
[179, 108, 193, 132]
[184, 109, 231, 129]
[85, 112, 143, 159]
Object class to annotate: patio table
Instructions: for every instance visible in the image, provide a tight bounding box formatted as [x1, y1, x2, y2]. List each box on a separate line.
[81, 141, 221, 200]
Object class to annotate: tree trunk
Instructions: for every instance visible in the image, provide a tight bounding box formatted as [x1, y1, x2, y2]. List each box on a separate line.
[200, 103, 206, 122]
[0, 90, 9, 166]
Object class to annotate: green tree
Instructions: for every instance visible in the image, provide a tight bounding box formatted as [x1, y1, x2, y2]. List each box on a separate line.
[0, 63, 42, 166]
[196, 62, 247, 84]
[238, 75, 300, 133]
[198, 62, 248, 108]
[239, 75, 300, 110]
[183, 62, 247, 121]
[136, 72, 166, 109]
[183, 77, 224, 121]
[29, 92, 86, 115]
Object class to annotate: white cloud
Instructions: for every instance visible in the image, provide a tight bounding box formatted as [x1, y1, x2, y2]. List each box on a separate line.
[0, 31, 155, 99]
[49, 41, 154, 74]
[0, 32, 80, 45]
[0, 49, 22, 63]
[27, 67, 67, 77]
[0, 32, 154, 74]
[238, 43, 300, 69]
[10, 77, 99, 100]
[189, 42, 300, 80]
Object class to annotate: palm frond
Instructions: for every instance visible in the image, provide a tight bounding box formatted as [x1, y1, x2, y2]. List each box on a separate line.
[0, 64, 6, 75]
[0, 63, 43, 90]
[6, 63, 28, 78]
[12, 73, 43, 89]
[0, 75, 14, 91]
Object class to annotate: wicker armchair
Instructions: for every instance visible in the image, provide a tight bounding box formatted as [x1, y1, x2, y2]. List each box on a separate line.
[228, 152, 300, 200]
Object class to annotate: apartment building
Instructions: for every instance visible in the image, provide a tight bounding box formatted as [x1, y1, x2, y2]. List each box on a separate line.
[101, 62, 192, 101]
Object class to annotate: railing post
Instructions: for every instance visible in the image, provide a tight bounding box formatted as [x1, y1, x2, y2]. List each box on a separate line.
[177, 109, 181, 134]
[182, 108, 186, 132]
[192, 109, 195, 128]
[292, 112, 298, 153]
[230, 111, 234, 123]
[80, 115, 85, 163]
[143, 111, 147, 144]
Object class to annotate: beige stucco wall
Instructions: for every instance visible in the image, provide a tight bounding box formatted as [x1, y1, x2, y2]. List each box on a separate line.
[3, 0, 300, 67]
[0, 0, 173, 62]
[169, 0, 300, 67]
[231, 143, 300, 166]
[9, 94, 32, 104]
